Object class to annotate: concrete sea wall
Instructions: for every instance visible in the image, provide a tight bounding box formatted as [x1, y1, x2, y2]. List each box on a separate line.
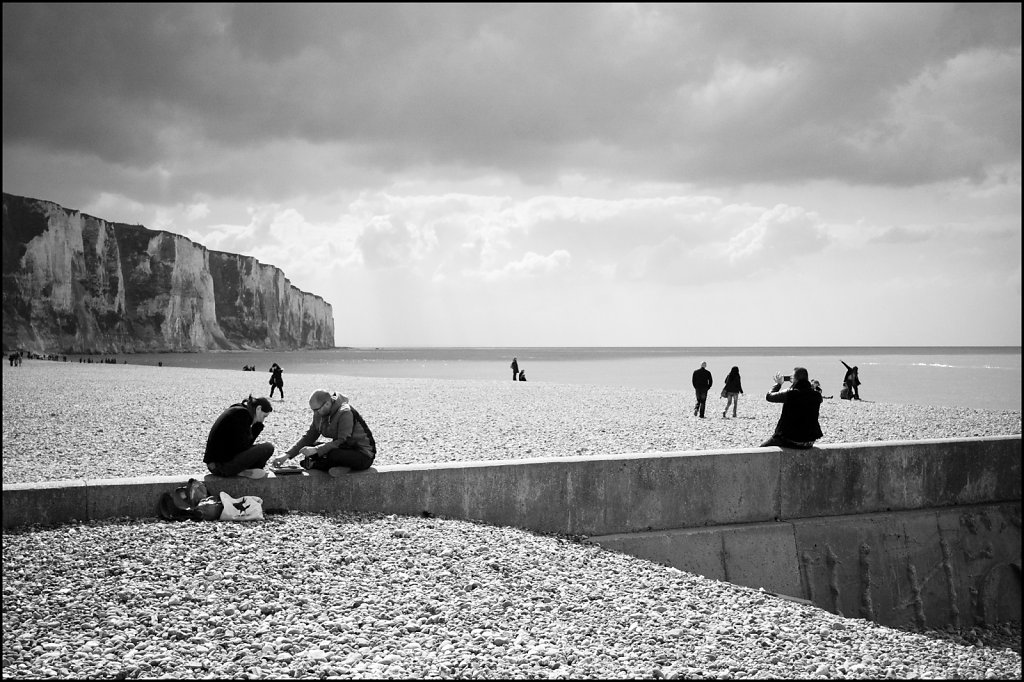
[3, 436, 1019, 629]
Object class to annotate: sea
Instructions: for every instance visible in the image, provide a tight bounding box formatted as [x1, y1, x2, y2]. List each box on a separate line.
[117, 346, 1022, 413]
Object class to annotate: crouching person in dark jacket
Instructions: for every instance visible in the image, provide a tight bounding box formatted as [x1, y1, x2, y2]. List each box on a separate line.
[204, 395, 275, 478]
[760, 367, 823, 449]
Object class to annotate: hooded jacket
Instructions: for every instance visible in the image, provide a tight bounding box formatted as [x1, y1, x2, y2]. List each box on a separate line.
[204, 403, 263, 463]
[286, 395, 375, 459]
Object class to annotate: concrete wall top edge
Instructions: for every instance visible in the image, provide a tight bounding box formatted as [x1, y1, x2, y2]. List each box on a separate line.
[3, 479, 89, 492]
[3, 436, 1018, 491]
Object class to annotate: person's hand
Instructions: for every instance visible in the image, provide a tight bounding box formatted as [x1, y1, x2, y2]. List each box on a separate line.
[300, 446, 318, 457]
[269, 455, 288, 467]
[773, 372, 785, 385]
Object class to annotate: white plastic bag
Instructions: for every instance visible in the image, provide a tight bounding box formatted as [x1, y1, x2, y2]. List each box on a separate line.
[218, 491, 265, 522]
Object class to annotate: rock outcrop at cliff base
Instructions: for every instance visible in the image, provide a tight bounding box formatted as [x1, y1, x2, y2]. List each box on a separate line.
[2, 192, 335, 353]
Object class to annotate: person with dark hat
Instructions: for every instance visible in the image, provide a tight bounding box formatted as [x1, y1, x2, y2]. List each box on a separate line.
[204, 395, 275, 478]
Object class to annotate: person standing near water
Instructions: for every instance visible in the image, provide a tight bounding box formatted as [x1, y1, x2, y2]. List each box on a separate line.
[269, 362, 284, 399]
[691, 361, 713, 418]
[511, 357, 519, 381]
[722, 366, 743, 418]
[841, 360, 861, 400]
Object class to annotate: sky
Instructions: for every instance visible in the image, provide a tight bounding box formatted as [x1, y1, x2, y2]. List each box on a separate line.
[2, 3, 1020, 348]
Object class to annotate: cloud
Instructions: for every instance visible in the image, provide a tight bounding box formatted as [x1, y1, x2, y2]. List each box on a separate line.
[475, 249, 572, 282]
[4, 3, 1020, 203]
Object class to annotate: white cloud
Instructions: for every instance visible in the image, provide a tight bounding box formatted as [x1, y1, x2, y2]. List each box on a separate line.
[475, 249, 572, 282]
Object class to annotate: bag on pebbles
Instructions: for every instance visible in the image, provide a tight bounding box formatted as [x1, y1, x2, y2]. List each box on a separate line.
[157, 478, 223, 522]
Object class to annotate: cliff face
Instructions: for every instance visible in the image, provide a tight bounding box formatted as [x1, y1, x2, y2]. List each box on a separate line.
[2, 193, 334, 353]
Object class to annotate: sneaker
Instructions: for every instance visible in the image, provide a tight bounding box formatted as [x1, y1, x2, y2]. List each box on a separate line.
[237, 468, 268, 479]
[328, 467, 353, 478]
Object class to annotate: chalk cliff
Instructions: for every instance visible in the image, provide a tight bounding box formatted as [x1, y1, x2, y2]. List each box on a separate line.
[2, 193, 334, 353]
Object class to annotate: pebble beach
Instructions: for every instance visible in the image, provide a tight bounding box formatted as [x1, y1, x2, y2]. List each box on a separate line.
[2, 361, 1022, 679]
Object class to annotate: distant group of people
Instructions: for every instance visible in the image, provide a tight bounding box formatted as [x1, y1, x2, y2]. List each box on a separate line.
[5, 350, 123, 365]
[198, 353, 859, 483]
[510, 357, 527, 382]
[690, 359, 865, 449]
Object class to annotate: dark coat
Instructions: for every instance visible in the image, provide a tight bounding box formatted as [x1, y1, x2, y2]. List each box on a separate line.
[765, 380, 823, 443]
[692, 367, 713, 391]
[724, 372, 743, 393]
[204, 404, 263, 463]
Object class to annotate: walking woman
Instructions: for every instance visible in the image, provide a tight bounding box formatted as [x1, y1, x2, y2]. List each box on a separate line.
[722, 366, 743, 418]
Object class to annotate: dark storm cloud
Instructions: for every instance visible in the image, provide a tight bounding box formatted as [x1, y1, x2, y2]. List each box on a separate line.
[3, 3, 1020, 195]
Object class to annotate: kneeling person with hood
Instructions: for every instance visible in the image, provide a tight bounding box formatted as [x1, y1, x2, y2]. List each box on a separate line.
[273, 390, 377, 476]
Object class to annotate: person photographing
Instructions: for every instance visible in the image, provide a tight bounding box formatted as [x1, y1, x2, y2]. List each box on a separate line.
[759, 367, 823, 449]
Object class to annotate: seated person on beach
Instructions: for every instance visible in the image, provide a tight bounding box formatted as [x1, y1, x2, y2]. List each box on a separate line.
[204, 395, 275, 478]
[760, 367, 823, 449]
[271, 390, 377, 475]
[810, 379, 832, 399]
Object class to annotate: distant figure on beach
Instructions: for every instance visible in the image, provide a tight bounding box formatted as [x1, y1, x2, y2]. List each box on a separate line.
[841, 360, 861, 400]
[269, 363, 284, 399]
[691, 362, 713, 418]
[518, 369, 527, 382]
[511, 357, 519, 381]
[722, 366, 743, 418]
[811, 379, 833, 399]
[760, 367, 823, 449]
[272, 390, 377, 476]
[204, 395, 275, 478]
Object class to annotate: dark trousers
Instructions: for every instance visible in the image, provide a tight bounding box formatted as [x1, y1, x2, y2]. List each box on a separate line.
[303, 445, 375, 472]
[270, 383, 284, 398]
[759, 435, 815, 449]
[207, 442, 275, 476]
[512, 369, 518, 381]
[694, 390, 708, 417]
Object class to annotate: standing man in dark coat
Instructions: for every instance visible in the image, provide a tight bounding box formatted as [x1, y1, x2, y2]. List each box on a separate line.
[760, 367, 824, 448]
[511, 357, 519, 381]
[691, 361, 713, 418]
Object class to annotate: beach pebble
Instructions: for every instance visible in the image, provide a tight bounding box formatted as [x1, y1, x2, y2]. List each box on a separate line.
[1, 364, 1021, 679]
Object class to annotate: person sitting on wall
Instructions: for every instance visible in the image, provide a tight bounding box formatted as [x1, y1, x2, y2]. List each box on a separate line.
[760, 367, 823, 449]
[272, 390, 377, 477]
[204, 395, 275, 478]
